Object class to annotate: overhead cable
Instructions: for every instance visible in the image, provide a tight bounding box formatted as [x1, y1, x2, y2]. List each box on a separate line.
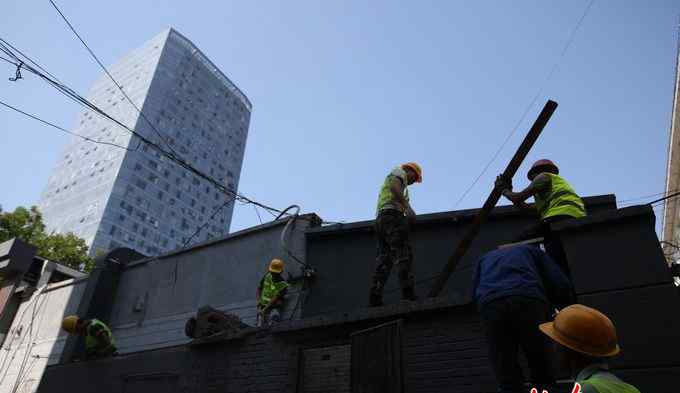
[453, 0, 596, 209]
[0, 99, 134, 151]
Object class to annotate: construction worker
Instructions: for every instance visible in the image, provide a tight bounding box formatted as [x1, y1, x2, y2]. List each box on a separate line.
[496, 159, 586, 274]
[61, 315, 117, 359]
[257, 258, 290, 326]
[369, 162, 422, 307]
[540, 304, 641, 393]
[472, 243, 574, 393]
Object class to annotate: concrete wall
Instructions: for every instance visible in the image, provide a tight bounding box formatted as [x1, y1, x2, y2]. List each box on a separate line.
[0, 279, 87, 393]
[37, 199, 680, 393]
[104, 215, 316, 354]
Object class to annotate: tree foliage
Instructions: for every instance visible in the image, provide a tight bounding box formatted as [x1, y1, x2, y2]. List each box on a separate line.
[0, 205, 94, 272]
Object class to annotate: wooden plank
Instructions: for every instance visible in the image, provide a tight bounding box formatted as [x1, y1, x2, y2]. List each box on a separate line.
[428, 100, 558, 297]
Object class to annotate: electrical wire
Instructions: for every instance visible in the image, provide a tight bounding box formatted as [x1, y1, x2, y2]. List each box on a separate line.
[0, 99, 133, 151]
[0, 39, 347, 230]
[48, 0, 179, 159]
[0, 39, 339, 230]
[181, 195, 236, 249]
[648, 191, 680, 207]
[453, 0, 596, 209]
[253, 205, 263, 225]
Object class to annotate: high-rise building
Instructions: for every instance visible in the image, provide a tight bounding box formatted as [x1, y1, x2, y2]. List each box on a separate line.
[37, 28, 251, 257]
[663, 38, 679, 261]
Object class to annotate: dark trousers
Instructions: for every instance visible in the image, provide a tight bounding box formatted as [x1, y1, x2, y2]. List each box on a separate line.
[370, 210, 415, 301]
[517, 215, 572, 277]
[480, 296, 555, 393]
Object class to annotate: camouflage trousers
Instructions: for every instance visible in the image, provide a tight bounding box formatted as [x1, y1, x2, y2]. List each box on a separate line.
[370, 209, 415, 302]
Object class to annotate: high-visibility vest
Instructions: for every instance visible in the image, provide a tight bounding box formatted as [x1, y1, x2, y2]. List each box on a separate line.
[85, 319, 116, 354]
[534, 173, 586, 220]
[376, 169, 409, 216]
[580, 371, 641, 393]
[259, 272, 289, 307]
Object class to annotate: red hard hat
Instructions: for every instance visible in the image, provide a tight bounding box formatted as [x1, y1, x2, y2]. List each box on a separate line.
[528, 159, 559, 180]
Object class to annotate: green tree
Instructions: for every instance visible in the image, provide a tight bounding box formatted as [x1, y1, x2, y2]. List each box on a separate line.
[0, 205, 94, 272]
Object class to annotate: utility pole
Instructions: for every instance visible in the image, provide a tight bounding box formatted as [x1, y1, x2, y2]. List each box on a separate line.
[428, 100, 558, 298]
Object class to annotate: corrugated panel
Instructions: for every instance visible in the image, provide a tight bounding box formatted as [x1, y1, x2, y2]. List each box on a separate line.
[351, 320, 403, 393]
[300, 345, 351, 393]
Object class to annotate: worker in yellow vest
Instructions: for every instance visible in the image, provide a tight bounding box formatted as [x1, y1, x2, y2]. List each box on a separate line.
[539, 305, 641, 393]
[370, 162, 422, 307]
[62, 315, 117, 359]
[496, 159, 586, 274]
[257, 258, 290, 326]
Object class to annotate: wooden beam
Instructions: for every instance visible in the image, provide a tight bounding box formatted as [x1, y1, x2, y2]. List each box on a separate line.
[427, 100, 558, 298]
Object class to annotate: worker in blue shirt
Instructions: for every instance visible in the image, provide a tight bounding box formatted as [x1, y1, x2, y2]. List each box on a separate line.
[472, 244, 575, 393]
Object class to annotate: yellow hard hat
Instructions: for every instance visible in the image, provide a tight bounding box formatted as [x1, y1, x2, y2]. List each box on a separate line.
[269, 258, 284, 273]
[402, 162, 423, 183]
[539, 304, 620, 358]
[62, 315, 80, 334]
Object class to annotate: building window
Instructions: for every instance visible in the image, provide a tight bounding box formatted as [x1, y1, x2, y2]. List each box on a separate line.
[135, 178, 147, 190]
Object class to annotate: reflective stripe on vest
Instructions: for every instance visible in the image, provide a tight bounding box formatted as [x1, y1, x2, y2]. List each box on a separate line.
[582, 373, 641, 393]
[534, 173, 586, 220]
[85, 319, 116, 353]
[259, 272, 289, 306]
[376, 175, 409, 216]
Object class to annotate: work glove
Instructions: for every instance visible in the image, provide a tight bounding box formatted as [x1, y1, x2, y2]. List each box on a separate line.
[495, 175, 512, 191]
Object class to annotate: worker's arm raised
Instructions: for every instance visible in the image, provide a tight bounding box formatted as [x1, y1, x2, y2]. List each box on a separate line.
[496, 173, 551, 214]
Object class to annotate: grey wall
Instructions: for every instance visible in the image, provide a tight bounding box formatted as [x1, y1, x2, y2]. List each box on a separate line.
[0, 279, 87, 393]
[104, 215, 316, 354]
[35, 202, 680, 393]
[303, 195, 616, 317]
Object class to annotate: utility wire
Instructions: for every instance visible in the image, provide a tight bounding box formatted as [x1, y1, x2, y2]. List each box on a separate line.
[253, 204, 263, 225]
[0, 99, 133, 151]
[648, 191, 680, 207]
[48, 0, 179, 159]
[617, 190, 678, 206]
[181, 195, 236, 249]
[0, 42, 306, 222]
[0, 38, 62, 83]
[453, 0, 595, 209]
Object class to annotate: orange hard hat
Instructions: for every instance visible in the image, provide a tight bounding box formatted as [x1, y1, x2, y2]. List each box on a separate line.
[528, 159, 559, 180]
[269, 258, 284, 273]
[62, 315, 80, 334]
[402, 162, 423, 183]
[539, 304, 620, 358]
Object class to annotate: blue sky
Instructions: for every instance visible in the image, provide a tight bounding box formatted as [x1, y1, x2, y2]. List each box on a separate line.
[0, 1, 678, 233]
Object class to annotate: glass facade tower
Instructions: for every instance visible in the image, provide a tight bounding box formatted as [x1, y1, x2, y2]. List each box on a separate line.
[37, 28, 251, 257]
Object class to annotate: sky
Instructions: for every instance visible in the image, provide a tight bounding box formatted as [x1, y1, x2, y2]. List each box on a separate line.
[0, 0, 678, 235]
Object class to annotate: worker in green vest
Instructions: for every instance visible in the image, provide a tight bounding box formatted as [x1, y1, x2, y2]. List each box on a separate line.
[370, 162, 422, 307]
[257, 258, 290, 326]
[496, 159, 586, 274]
[539, 304, 641, 393]
[62, 315, 117, 359]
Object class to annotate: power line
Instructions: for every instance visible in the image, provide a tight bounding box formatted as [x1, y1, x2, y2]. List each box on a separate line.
[453, 0, 596, 209]
[48, 0, 179, 159]
[0, 36, 339, 228]
[617, 190, 678, 205]
[253, 204, 263, 224]
[0, 99, 134, 151]
[650, 191, 680, 207]
[181, 195, 236, 249]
